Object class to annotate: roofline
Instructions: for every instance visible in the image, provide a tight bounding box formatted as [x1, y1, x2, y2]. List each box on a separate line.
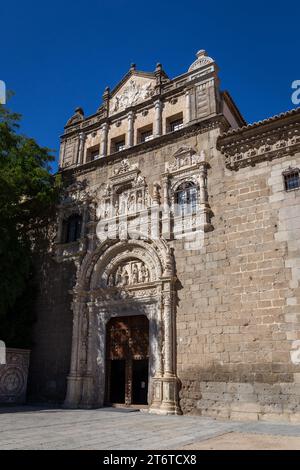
[109, 69, 159, 98]
[219, 107, 300, 142]
[222, 90, 246, 127]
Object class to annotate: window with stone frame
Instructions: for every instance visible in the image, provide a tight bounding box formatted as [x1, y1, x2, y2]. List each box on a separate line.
[111, 135, 126, 153]
[86, 145, 100, 162]
[167, 112, 184, 133]
[283, 168, 300, 191]
[62, 214, 82, 243]
[137, 124, 153, 143]
[174, 181, 198, 216]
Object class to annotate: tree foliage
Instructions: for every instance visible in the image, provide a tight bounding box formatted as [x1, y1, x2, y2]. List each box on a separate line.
[0, 103, 61, 347]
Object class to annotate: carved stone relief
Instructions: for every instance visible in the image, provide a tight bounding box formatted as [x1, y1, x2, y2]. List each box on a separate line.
[166, 146, 206, 172]
[111, 79, 155, 113]
[0, 349, 30, 404]
[219, 126, 300, 171]
[97, 159, 153, 222]
[106, 259, 150, 287]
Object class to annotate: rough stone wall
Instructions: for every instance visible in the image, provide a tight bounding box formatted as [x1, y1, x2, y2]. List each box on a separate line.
[28, 258, 75, 403]
[176, 149, 300, 422]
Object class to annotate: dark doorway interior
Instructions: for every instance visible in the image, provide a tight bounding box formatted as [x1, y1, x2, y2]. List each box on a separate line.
[110, 360, 125, 404]
[132, 359, 148, 405]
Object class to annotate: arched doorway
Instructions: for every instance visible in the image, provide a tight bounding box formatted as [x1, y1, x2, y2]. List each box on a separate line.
[105, 315, 149, 407]
[64, 238, 182, 414]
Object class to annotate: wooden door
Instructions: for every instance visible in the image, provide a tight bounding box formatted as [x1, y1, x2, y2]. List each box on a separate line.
[106, 315, 149, 406]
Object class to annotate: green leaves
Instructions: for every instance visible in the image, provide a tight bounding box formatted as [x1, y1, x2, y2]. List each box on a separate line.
[0, 103, 60, 346]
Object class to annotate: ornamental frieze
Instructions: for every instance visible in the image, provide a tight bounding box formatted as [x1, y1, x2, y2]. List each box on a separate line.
[218, 118, 300, 171]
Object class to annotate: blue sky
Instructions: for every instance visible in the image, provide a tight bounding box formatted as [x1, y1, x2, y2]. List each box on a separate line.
[1, 0, 299, 172]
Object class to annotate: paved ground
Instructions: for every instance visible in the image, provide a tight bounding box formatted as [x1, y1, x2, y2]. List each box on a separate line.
[0, 406, 300, 450]
[182, 432, 300, 450]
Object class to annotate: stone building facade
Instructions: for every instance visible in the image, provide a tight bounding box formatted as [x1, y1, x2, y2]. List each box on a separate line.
[28, 50, 300, 421]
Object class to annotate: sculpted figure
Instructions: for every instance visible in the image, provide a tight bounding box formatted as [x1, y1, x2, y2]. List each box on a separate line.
[132, 263, 138, 284]
[140, 263, 150, 283]
[121, 267, 129, 286]
[144, 266, 150, 283]
[114, 199, 119, 216]
[115, 266, 122, 286]
[137, 192, 143, 211]
[120, 192, 127, 214]
[128, 193, 136, 213]
[107, 273, 115, 287]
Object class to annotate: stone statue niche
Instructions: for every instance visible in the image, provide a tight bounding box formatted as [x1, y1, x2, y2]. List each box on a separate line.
[99, 169, 151, 221]
[106, 260, 150, 287]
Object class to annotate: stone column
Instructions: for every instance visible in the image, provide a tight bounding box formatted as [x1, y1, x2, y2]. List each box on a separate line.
[59, 140, 66, 168]
[199, 164, 208, 204]
[77, 132, 85, 165]
[198, 163, 212, 232]
[64, 298, 85, 408]
[127, 110, 134, 147]
[94, 306, 107, 407]
[163, 292, 173, 377]
[156, 289, 182, 415]
[151, 182, 160, 240]
[154, 99, 162, 137]
[100, 122, 108, 158]
[81, 301, 96, 408]
[185, 89, 191, 123]
[162, 175, 171, 239]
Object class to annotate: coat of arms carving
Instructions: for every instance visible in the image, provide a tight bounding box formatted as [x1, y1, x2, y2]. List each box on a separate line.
[112, 80, 154, 112]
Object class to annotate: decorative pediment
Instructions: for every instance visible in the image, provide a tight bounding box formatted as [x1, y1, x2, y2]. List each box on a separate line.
[113, 158, 138, 175]
[60, 179, 94, 205]
[166, 146, 206, 172]
[110, 158, 140, 186]
[110, 74, 156, 115]
[172, 145, 197, 158]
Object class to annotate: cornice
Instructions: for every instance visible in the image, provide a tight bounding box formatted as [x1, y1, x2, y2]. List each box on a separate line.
[217, 107, 300, 170]
[220, 107, 300, 139]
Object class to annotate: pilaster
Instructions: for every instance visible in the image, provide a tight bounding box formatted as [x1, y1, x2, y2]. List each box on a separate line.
[154, 99, 163, 137]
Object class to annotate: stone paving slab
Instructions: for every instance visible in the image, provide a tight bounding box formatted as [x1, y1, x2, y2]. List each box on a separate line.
[0, 406, 300, 450]
[182, 432, 300, 450]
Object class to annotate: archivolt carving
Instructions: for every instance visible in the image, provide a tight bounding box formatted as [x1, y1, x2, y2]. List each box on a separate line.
[66, 237, 180, 413]
[75, 238, 174, 294]
[170, 175, 199, 195]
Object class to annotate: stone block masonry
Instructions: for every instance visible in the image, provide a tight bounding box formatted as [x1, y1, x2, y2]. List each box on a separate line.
[29, 49, 300, 421]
